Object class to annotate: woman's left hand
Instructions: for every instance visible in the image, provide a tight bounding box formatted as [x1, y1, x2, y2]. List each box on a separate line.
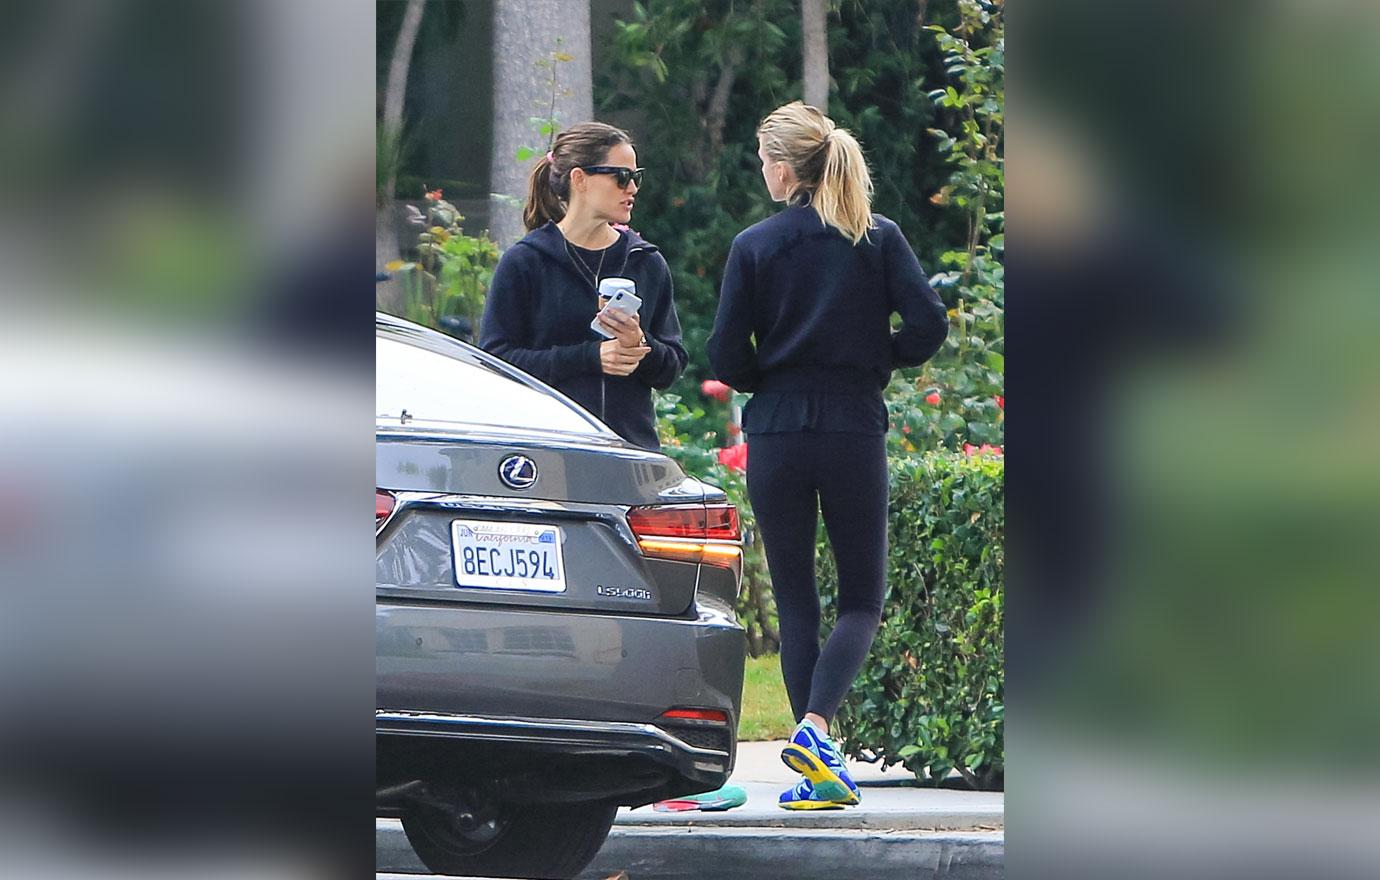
[598, 310, 646, 348]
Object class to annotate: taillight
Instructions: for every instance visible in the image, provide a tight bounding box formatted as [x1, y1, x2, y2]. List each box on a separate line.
[627, 503, 741, 567]
[626, 505, 707, 538]
[376, 489, 395, 529]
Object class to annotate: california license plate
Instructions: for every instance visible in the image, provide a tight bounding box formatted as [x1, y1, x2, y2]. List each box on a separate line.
[451, 520, 566, 593]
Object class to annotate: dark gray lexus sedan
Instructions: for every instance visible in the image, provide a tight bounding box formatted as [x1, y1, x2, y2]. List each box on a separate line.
[376, 314, 746, 878]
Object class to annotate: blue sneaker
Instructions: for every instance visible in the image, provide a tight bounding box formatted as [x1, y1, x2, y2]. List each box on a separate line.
[777, 776, 845, 811]
[780, 719, 861, 805]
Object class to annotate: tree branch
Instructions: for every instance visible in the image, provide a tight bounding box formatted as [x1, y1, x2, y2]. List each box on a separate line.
[381, 0, 426, 207]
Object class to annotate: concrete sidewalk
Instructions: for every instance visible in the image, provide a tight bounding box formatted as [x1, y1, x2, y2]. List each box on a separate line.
[615, 740, 1004, 831]
[378, 741, 1005, 878]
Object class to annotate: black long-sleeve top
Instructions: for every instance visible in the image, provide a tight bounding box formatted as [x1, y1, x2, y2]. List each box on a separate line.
[480, 222, 688, 450]
[706, 203, 949, 434]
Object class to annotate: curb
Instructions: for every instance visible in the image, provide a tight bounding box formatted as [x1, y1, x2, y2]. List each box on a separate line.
[586, 826, 1004, 880]
[616, 807, 1002, 832]
[376, 820, 1004, 880]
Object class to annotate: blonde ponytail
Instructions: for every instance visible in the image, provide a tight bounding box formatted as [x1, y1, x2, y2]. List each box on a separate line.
[757, 101, 877, 245]
[815, 128, 874, 245]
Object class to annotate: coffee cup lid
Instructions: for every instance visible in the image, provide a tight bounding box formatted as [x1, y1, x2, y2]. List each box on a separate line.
[598, 277, 635, 294]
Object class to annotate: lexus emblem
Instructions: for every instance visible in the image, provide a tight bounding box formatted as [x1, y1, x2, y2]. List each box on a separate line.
[498, 454, 538, 490]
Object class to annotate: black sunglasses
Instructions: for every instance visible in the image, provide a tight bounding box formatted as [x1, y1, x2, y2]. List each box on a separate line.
[579, 165, 644, 188]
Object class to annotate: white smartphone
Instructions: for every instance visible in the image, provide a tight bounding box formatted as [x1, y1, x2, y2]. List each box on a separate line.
[591, 288, 643, 338]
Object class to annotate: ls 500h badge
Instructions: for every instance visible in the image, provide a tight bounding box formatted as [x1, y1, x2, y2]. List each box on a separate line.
[597, 584, 653, 601]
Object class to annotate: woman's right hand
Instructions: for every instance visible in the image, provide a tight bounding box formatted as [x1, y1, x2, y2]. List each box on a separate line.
[600, 339, 651, 376]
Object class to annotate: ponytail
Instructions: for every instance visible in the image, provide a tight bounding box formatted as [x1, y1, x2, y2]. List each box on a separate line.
[523, 153, 566, 231]
[757, 101, 877, 245]
[522, 122, 636, 232]
[814, 128, 874, 245]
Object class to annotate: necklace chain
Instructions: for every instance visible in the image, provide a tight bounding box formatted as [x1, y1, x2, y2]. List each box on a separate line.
[566, 238, 610, 291]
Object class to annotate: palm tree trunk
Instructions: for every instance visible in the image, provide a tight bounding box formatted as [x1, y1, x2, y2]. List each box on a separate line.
[490, 0, 593, 249]
[802, 0, 829, 110]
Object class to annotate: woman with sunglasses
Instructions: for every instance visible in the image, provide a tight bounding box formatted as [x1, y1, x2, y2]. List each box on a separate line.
[480, 122, 686, 450]
[707, 102, 949, 809]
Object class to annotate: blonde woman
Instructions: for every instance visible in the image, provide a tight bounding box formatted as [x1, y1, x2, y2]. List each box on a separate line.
[708, 102, 948, 809]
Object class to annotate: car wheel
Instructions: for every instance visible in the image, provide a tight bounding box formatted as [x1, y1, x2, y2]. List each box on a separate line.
[401, 796, 619, 879]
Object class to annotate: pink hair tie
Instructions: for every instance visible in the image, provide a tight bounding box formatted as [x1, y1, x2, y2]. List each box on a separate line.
[546, 151, 554, 163]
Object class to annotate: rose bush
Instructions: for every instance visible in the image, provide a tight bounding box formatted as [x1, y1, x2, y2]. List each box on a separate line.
[716, 443, 748, 472]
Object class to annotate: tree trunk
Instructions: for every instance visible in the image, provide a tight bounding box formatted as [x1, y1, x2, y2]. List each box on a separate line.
[377, 0, 426, 311]
[382, 0, 426, 148]
[490, 0, 593, 249]
[752, 576, 781, 653]
[380, 0, 422, 209]
[744, 621, 763, 659]
[704, 45, 745, 163]
[801, 0, 829, 110]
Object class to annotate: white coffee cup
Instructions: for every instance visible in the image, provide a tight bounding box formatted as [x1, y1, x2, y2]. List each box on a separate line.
[597, 277, 636, 309]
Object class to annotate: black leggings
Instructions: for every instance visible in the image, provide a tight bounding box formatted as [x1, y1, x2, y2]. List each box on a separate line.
[746, 431, 889, 722]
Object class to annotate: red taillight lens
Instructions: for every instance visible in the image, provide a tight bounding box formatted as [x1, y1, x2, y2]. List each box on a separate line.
[376, 489, 395, 527]
[627, 503, 741, 566]
[626, 504, 740, 540]
[704, 504, 740, 541]
[660, 708, 729, 723]
[626, 504, 706, 538]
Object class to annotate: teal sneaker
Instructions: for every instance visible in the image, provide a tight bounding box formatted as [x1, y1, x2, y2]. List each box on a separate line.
[779, 719, 861, 805]
[777, 776, 845, 811]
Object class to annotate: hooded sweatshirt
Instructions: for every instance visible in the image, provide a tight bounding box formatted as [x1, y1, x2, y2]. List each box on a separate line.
[479, 222, 688, 450]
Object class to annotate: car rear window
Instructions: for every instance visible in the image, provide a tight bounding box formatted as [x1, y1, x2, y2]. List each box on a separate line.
[377, 335, 604, 435]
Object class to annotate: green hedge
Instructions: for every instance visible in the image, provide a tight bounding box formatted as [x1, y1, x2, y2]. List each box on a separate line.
[819, 451, 1004, 789]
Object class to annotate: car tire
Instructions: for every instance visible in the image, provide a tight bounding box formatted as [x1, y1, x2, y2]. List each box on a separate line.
[401, 797, 619, 879]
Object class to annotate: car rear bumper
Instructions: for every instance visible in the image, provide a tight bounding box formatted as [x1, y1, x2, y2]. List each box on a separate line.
[377, 710, 733, 803]
[376, 599, 745, 807]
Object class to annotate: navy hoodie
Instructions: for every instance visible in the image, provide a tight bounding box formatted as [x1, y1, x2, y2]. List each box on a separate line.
[480, 222, 688, 449]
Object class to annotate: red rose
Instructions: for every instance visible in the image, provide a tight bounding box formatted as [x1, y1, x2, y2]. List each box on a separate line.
[925, 392, 941, 405]
[425, 188, 443, 202]
[995, 395, 1004, 410]
[717, 443, 748, 472]
[901, 425, 911, 434]
[701, 379, 732, 403]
